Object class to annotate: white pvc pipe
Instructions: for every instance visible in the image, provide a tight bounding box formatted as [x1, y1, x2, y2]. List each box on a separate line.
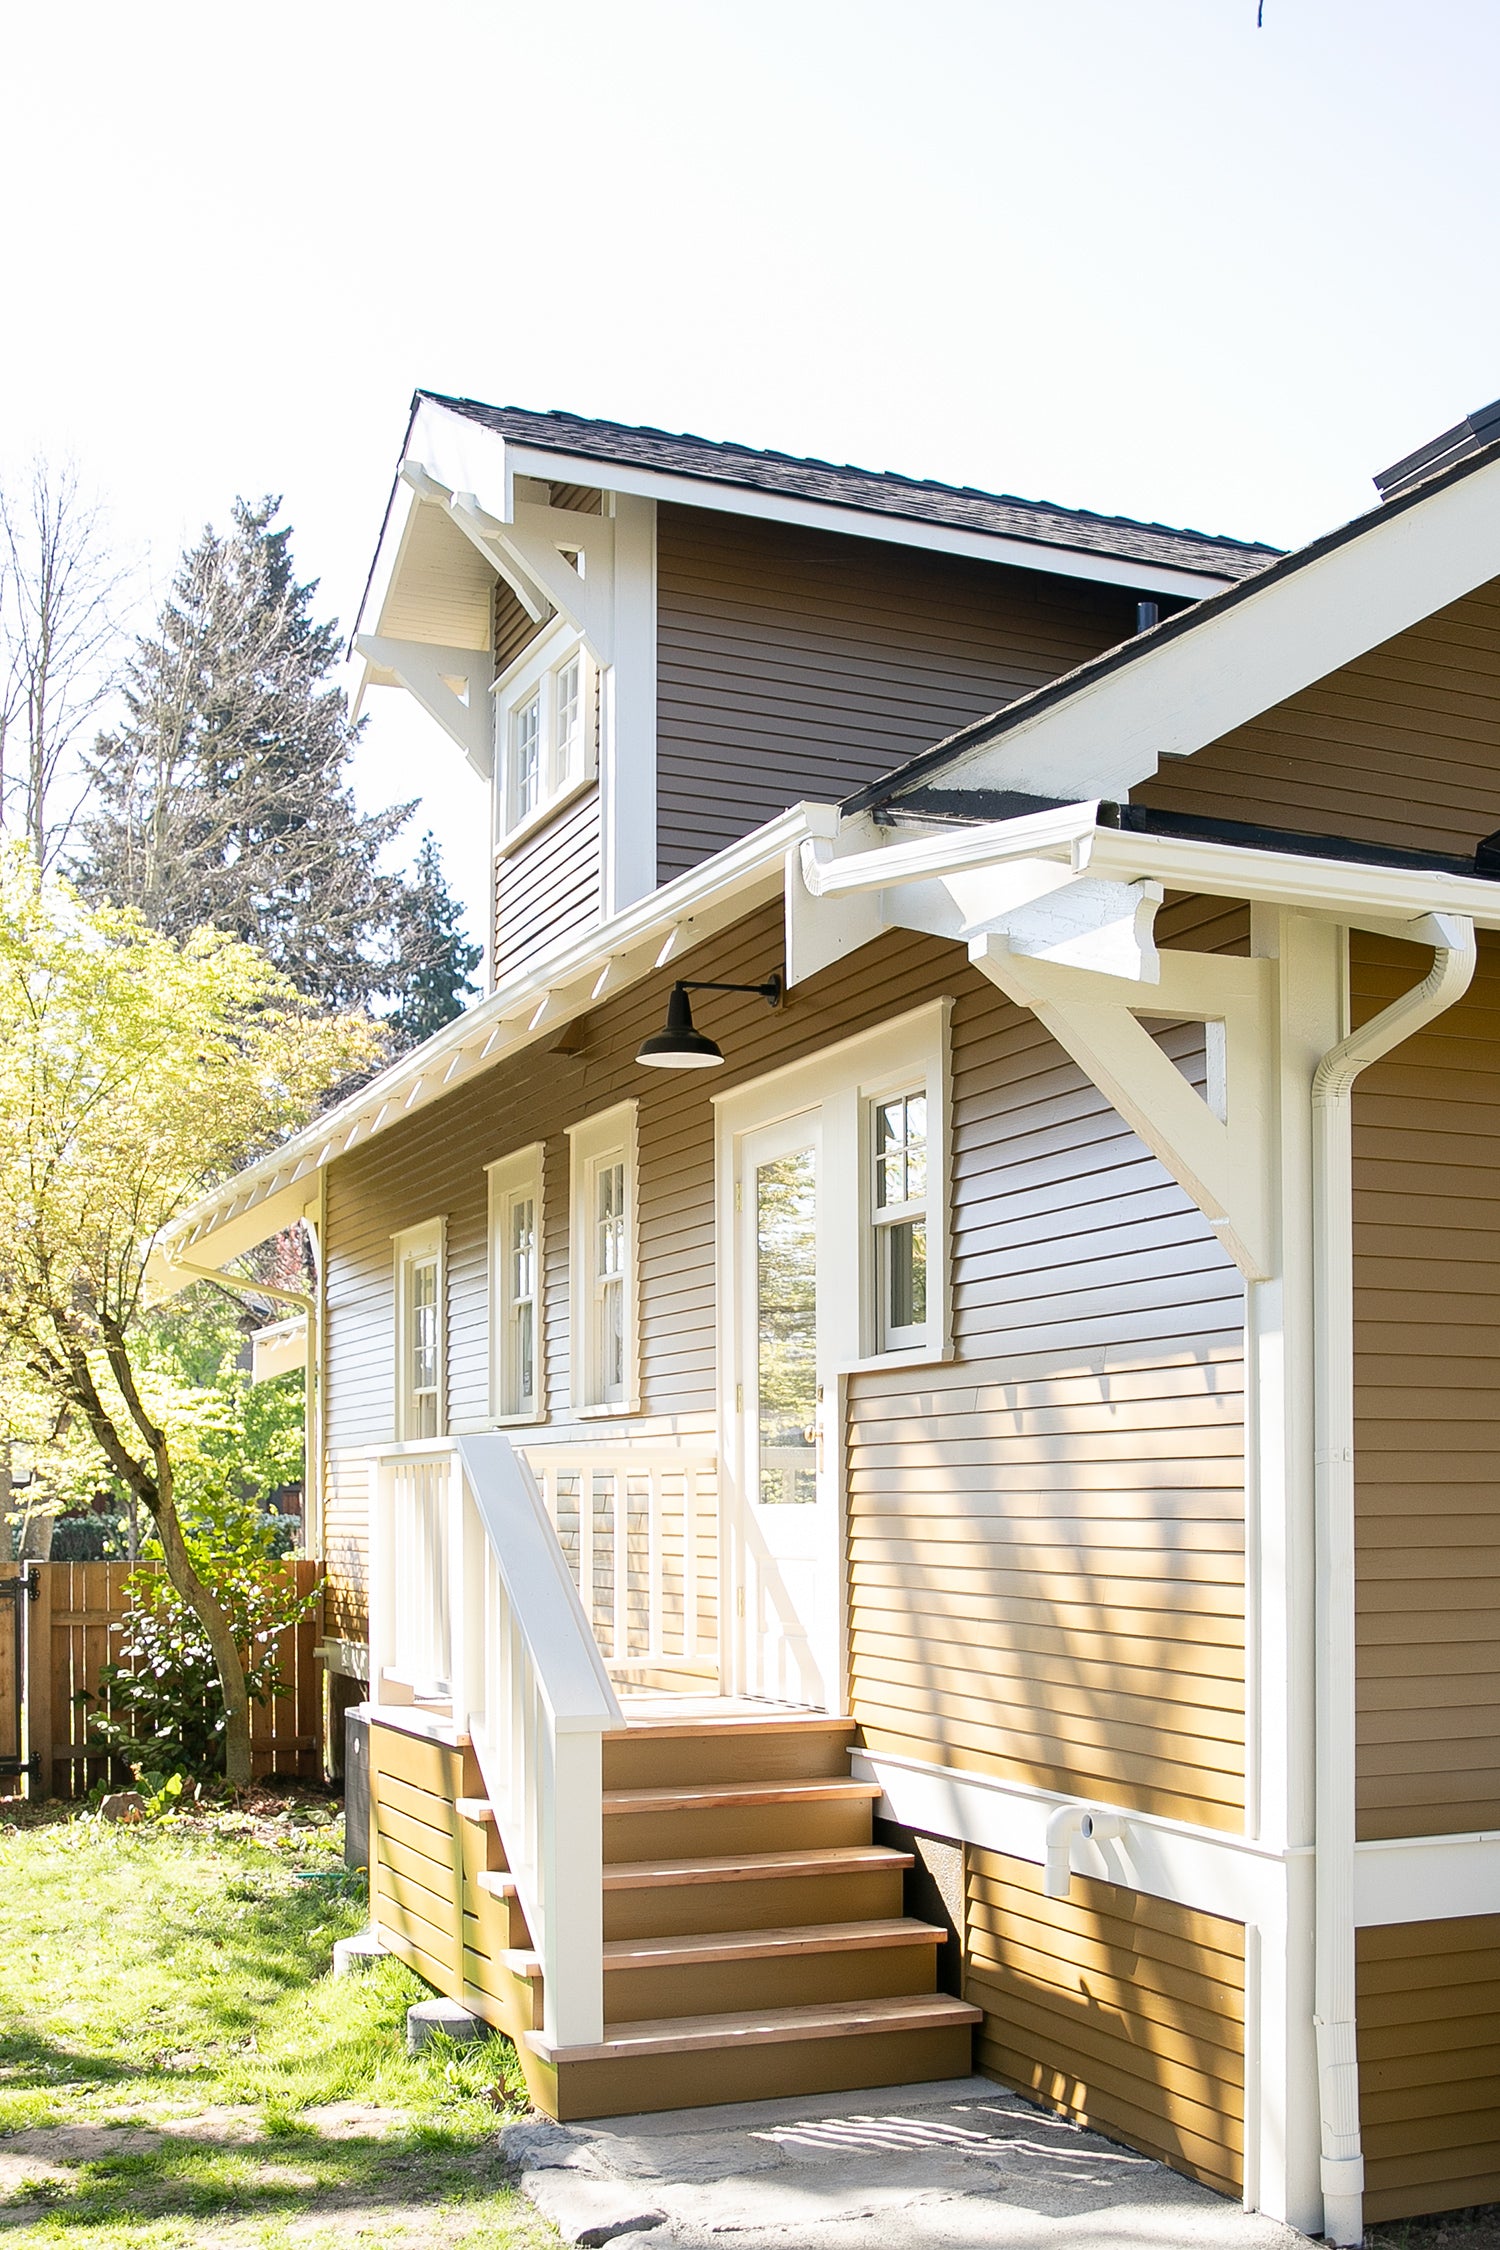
[1309, 913, 1475, 2247]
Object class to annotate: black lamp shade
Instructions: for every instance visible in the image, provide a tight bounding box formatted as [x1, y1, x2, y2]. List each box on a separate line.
[636, 983, 726, 1069]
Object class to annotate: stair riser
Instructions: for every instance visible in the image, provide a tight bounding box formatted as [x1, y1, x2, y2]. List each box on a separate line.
[603, 1730, 854, 1789]
[604, 1941, 938, 2023]
[552, 2021, 976, 2121]
[603, 1799, 872, 1862]
[603, 1868, 905, 1941]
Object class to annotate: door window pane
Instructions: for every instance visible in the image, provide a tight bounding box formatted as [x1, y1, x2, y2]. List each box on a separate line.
[756, 1148, 818, 1505]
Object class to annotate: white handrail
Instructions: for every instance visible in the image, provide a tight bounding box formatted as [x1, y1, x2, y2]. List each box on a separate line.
[450, 1434, 623, 2046]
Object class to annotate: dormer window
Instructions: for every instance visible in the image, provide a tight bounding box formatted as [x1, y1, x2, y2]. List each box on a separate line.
[498, 635, 596, 842]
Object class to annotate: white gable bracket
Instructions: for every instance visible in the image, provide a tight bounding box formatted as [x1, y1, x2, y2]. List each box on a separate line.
[971, 937, 1276, 1279]
[354, 634, 494, 780]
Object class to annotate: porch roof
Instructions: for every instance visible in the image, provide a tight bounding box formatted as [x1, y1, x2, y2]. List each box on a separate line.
[160, 793, 1500, 1285]
[154, 807, 813, 1279]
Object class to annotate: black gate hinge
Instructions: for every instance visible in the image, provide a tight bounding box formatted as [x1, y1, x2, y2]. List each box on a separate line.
[0, 1755, 40, 1780]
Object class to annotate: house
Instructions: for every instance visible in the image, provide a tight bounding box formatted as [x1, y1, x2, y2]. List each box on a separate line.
[160, 391, 1500, 2241]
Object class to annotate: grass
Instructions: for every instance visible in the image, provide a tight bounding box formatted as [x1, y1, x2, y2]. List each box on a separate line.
[0, 1793, 558, 2247]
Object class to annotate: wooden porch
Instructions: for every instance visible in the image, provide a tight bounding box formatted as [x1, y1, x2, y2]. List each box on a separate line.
[361, 1438, 976, 2118]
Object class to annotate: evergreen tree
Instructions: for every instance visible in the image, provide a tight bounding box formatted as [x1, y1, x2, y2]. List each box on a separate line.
[382, 830, 482, 1050]
[76, 498, 411, 1011]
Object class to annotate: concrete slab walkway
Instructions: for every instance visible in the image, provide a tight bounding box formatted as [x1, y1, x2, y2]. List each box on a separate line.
[500, 2075, 1315, 2250]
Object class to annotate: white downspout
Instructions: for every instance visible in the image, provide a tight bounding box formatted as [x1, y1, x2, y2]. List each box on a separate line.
[1310, 913, 1475, 2248]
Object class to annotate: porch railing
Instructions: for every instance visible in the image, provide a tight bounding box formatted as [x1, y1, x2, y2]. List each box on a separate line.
[368, 1435, 624, 2045]
[522, 1445, 719, 1679]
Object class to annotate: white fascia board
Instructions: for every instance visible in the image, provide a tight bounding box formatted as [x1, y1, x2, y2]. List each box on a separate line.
[162, 805, 816, 1262]
[936, 450, 1500, 802]
[1354, 1830, 1500, 1926]
[251, 1315, 308, 1384]
[1081, 826, 1500, 930]
[500, 442, 1240, 602]
[408, 396, 514, 523]
[855, 1748, 1296, 1927]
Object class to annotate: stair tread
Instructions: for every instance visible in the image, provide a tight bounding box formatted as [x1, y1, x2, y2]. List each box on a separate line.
[604, 1778, 879, 1815]
[530, 1990, 981, 2065]
[475, 1870, 519, 1897]
[610, 1713, 856, 1741]
[455, 1798, 495, 1823]
[603, 1844, 912, 1890]
[603, 1918, 945, 1969]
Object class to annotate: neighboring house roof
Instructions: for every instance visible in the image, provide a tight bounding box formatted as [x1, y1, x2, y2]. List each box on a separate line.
[421, 391, 1280, 585]
[844, 424, 1500, 816]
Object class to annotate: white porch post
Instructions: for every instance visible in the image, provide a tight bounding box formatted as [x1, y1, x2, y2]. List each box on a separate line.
[541, 1720, 606, 2045]
[365, 1455, 396, 1710]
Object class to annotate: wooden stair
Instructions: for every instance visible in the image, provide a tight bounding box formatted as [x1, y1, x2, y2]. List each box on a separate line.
[522, 1710, 978, 2118]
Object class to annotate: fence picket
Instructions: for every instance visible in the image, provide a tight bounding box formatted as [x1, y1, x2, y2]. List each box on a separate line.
[17, 1559, 324, 1798]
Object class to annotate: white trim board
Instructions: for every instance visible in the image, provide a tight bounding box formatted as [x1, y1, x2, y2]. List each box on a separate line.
[858, 1748, 1500, 1932]
[502, 442, 1241, 601]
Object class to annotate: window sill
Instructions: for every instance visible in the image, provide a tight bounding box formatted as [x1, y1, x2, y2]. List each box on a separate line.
[570, 1399, 642, 1421]
[490, 1409, 546, 1430]
[495, 772, 596, 860]
[834, 1344, 956, 1377]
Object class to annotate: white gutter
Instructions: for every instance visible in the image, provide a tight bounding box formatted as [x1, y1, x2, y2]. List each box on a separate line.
[798, 801, 1098, 896]
[1308, 914, 1476, 2247]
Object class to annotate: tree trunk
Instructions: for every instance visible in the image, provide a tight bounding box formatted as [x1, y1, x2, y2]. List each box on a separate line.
[150, 1495, 255, 1790]
[67, 1320, 257, 1791]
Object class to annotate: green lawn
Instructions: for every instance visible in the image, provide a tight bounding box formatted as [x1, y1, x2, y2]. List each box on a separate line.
[0, 1797, 557, 2247]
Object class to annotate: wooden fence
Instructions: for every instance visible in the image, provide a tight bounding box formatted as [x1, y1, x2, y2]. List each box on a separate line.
[1, 1558, 324, 1798]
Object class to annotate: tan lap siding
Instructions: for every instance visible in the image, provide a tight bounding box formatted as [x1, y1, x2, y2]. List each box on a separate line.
[323, 908, 962, 1638]
[1358, 1915, 1500, 2222]
[1132, 576, 1500, 861]
[966, 1849, 1246, 2197]
[493, 788, 601, 984]
[1352, 929, 1500, 1838]
[655, 505, 1138, 882]
[848, 964, 1246, 1829]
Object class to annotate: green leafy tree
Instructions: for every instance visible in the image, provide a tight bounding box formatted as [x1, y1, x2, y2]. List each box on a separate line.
[75, 497, 411, 1011]
[0, 843, 375, 1786]
[383, 829, 482, 1051]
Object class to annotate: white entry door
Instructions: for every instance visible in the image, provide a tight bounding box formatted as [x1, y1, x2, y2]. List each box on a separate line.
[727, 1109, 839, 1708]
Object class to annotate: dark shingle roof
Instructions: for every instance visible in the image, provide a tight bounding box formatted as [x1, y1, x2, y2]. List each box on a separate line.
[420, 392, 1279, 583]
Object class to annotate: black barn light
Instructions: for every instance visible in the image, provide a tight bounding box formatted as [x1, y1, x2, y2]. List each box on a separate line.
[636, 974, 783, 1069]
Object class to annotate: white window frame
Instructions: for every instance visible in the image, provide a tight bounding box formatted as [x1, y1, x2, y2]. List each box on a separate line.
[393, 1219, 446, 1441]
[488, 1143, 545, 1424]
[494, 622, 597, 849]
[714, 1000, 951, 1378]
[868, 1085, 931, 1353]
[567, 1100, 639, 1415]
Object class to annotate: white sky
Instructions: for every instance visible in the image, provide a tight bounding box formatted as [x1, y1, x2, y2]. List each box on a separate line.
[4, 0, 1499, 945]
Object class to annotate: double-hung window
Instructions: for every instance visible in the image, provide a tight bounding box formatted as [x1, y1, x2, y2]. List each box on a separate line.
[488, 1145, 545, 1421]
[498, 638, 595, 839]
[871, 1091, 929, 1351]
[393, 1220, 446, 1440]
[568, 1102, 637, 1413]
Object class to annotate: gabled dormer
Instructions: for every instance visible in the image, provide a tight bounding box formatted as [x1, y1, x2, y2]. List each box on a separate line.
[354, 392, 1276, 987]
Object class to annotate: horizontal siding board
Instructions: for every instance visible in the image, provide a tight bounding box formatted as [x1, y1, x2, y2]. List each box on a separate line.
[1346, 930, 1500, 1838]
[965, 1849, 1245, 2197]
[1357, 1915, 1500, 2222]
[655, 505, 1137, 882]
